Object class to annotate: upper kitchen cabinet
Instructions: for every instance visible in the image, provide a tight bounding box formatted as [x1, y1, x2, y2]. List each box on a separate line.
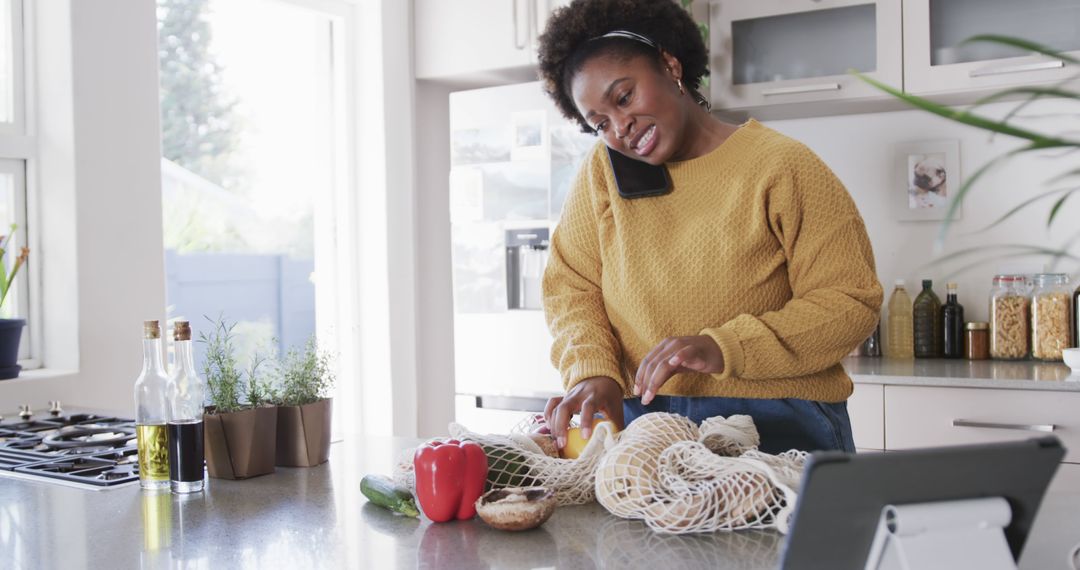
[903, 0, 1080, 96]
[710, 0, 903, 119]
[415, 0, 572, 84]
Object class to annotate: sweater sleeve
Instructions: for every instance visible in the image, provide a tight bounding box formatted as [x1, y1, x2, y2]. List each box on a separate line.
[542, 150, 628, 394]
[702, 142, 883, 381]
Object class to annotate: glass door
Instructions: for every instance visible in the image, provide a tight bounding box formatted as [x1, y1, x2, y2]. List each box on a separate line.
[904, 0, 1080, 94]
[711, 0, 902, 115]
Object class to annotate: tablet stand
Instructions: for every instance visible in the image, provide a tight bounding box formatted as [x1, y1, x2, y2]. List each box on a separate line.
[864, 496, 1016, 570]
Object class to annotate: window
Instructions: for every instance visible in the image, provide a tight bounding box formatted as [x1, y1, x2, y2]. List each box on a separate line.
[0, 0, 36, 364]
[157, 0, 348, 373]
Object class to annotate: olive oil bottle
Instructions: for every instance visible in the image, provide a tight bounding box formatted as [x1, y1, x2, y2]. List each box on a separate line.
[135, 320, 171, 490]
[913, 279, 943, 358]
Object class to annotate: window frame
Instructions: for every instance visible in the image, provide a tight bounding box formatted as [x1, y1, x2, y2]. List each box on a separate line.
[0, 0, 25, 134]
[0, 0, 42, 369]
[158, 0, 358, 429]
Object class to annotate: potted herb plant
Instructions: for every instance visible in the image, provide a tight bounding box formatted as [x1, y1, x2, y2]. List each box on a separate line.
[201, 317, 278, 479]
[273, 336, 335, 467]
[0, 224, 29, 380]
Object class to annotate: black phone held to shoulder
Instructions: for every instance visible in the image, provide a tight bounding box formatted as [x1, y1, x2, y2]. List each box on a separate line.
[606, 146, 671, 199]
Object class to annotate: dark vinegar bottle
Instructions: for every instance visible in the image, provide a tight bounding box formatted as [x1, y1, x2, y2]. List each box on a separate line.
[166, 321, 206, 493]
[942, 282, 965, 358]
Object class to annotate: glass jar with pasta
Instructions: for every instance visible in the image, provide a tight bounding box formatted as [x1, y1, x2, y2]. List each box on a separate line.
[990, 275, 1029, 360]
[1031, 273, 1073, 361]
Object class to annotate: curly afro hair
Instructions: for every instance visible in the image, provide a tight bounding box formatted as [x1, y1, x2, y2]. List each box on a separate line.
[536, 0, 708, 133]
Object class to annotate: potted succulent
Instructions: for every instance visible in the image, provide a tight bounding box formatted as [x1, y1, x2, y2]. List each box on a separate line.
[0, 224, 29, 380]
[200, 317, 278, 479]
[273, 336, 335, 467]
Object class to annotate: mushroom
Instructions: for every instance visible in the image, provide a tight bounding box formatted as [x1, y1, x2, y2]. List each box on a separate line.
[475, 487, 557, 531]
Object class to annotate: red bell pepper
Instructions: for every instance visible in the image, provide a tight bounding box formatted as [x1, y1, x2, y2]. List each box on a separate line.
[413, 439, 487, 522]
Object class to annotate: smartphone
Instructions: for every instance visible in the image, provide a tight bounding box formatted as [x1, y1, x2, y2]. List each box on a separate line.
[606, 146, 671, 199]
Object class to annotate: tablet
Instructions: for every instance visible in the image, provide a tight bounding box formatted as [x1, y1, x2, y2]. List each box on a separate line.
[780, 436, 1065, 570]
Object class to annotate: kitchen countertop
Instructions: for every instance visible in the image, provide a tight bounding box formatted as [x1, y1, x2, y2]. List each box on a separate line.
[3, 436, 1079, 570]
[844, 356, 1080, 391]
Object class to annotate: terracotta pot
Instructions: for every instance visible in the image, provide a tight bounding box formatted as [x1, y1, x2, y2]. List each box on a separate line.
[275, 398, 332, 467]
[203, 406, 278, 479]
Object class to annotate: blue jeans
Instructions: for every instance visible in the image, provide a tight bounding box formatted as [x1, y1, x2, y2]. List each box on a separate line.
[622, 396, 855, 454]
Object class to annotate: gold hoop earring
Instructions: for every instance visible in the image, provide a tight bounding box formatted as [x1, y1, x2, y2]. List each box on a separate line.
[676, 78, 685, 95]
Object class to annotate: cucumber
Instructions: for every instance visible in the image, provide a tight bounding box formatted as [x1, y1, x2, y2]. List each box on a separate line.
[482, 445, 537, 490]
[361, 474, 420, 517]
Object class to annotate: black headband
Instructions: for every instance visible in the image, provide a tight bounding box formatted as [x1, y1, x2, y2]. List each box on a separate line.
[591, 30, 660, 51]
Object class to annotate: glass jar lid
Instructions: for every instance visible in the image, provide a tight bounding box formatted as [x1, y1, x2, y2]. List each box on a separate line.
[1032, 273, 1070, 287]
[965, 321, 989, 330]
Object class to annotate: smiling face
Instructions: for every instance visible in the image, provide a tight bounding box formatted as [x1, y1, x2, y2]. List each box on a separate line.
[570, 52, 697, 165]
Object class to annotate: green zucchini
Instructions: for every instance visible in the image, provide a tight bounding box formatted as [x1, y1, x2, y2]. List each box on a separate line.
[361, 474, 420, 517]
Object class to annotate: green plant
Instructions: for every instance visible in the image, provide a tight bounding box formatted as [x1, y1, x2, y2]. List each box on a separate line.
[275, 336, 335, 407]
[0, 224, 29, 313]
[244, 352, 276, 408]
[855, 35, 1080, 272]
[199, 315, 276, 413]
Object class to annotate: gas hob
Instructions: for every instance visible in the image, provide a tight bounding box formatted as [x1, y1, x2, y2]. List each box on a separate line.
[0, 407, 140, 489]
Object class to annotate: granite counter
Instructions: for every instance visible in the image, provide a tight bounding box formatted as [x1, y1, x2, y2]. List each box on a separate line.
[2, 437, 1078, 569]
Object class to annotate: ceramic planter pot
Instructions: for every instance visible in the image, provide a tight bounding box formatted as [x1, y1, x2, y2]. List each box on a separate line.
[203, 406, 278, 479]
[0, 318, 25, 380]
[275, 398, 332, 467]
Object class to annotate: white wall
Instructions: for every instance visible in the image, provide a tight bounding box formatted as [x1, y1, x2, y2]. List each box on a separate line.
[0, 1, 167, 412]
[767, 99, 1080, 326]
[414, 79, 456, 437]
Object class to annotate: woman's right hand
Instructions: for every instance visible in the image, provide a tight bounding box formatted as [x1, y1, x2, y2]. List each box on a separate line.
[543, 376, 625, 450]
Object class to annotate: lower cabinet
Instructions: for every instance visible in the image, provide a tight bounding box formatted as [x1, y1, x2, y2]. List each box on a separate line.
[883, 385, 1080, 464]
[848, 382, 884, 451]
[1048, 462, 1080, 494]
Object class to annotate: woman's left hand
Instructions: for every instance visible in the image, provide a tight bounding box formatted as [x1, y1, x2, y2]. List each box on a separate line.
[635, 335, 725, 405]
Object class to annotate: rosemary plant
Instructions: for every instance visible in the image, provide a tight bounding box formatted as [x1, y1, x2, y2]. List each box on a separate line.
[200, 315, 277, 413]
[200, 316, 243, 414]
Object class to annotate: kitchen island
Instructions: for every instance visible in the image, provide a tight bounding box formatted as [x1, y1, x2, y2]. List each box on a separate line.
[2, 436, 1078, 569]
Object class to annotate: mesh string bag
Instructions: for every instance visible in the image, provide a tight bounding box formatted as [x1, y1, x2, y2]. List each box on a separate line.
[594, 412, 807, 535]
[393, 418, 620, 506]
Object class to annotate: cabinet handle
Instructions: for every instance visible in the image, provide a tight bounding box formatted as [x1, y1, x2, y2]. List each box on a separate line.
[513, 0, 528, 50]
[761, 83, 841, 96]
[952, 419, 1056, 433]
[969, 60, 1064, 78]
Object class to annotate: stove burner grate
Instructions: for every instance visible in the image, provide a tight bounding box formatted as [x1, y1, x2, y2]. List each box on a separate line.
[1, 412, 141, 487]
[42, 426, 135, 449]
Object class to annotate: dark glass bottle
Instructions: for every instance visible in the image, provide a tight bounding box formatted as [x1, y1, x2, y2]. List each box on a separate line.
[1074, 283, 1079, 349]
[913, 279, 943, 358]
[942, 282, 965, 358]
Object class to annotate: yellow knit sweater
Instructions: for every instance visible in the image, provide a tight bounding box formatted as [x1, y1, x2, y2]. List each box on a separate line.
[542, 119, 883, 403]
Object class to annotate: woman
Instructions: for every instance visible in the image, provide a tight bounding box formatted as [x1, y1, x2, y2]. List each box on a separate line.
[537, 0, 883, 455]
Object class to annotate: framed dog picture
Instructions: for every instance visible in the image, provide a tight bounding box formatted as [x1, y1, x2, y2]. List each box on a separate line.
[893, 140, 961, 221]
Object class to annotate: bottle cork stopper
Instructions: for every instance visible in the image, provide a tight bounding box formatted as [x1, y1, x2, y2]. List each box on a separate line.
[173, 321, 191, 341]
[143, 320, 161, 339]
